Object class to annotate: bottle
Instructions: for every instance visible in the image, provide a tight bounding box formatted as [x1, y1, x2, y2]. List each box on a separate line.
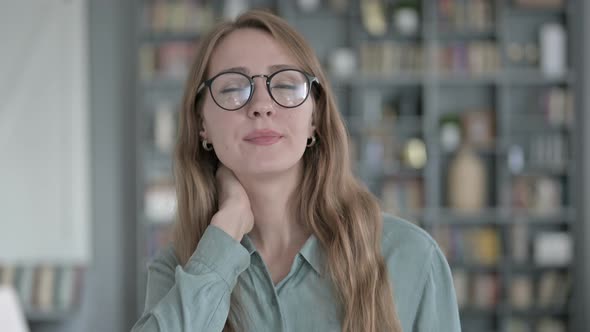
[540, 23, 566, 77]
[448, 144, 487, 212]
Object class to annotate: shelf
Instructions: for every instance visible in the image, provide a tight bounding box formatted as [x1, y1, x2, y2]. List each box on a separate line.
[426, 207, 574, 225]
[460, 307, 501, 316]
[507, 6, 568, 17]
[135, 2, 581, 329]
[450, 262, 503, 272]
[502, 70, 574, 85]
[441, 146, 503, 157]
[508, 306, 569, 317]
[510, 165, 571, 177]
[435, 72, 500, 85]
[432, 208, 508, 225]
[336, 73, 424, 87]
[26, 309, 76, 322]
[510, 263, 570, 273]
[437, 30, 497, 40]
[511, 208, 575, 224]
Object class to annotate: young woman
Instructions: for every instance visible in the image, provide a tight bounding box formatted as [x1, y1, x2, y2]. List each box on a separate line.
[132, 9, 461, 332]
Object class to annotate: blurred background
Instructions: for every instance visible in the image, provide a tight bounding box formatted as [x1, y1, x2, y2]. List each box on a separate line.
[0, 0, 589, 331]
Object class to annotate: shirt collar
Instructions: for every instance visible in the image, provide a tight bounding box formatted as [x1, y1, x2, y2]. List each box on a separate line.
[298, 234, 324, 276]
[241, 233, 325, 276]
[240, 235, 257, 255]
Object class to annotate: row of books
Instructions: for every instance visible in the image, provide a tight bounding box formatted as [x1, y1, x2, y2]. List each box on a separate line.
[519, 133, 568, 172]
[453, 270, 570, 311]
[507, 318, 566, 332]
[142, 0, 215, 34]
[434, 226, 502, 265]
[453, 271, 499, 308]
[380, 178, 424, 217]
[359, 42, 424, 76]
[510, 223, 573, 267]
[139, 41, 198, 82]
[437, 41, 500, 75]
[437, 0, 494, 32]
[509, 271, 570, 309]
[541, 87, 574, 128]
[0, 265, 84, 313]
[436, 224, 572, 266]
[511, 176, 563, 214]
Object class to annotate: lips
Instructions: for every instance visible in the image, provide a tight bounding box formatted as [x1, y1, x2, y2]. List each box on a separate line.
[244, 129, 283, 146]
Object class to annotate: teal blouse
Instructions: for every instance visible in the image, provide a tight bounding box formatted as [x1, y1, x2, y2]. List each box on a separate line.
[131, 214, 461, 331]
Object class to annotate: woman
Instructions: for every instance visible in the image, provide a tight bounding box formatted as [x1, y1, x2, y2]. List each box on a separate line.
[132, 9, 460, 332]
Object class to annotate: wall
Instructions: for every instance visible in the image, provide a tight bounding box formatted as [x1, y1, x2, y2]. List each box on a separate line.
[574, 0, 590, 331]
[30, 0, 136, 331]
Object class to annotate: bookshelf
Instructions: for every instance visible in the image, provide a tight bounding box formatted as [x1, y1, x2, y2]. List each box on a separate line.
[134, 1, 581, 331]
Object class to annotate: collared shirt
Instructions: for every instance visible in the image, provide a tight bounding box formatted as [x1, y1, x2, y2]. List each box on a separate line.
[131, 214, 461, 332]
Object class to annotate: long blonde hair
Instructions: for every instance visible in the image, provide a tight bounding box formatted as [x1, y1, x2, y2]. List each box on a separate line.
[173, 9, 402, 332]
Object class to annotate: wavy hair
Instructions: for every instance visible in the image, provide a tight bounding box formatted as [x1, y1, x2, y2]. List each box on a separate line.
[172, 9, 402, 332]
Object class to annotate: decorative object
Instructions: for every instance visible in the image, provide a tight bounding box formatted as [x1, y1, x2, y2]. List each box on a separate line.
[393, 2, 419, 36]
[328, 48, 356, 79]
[462, 109, 495, 149]
[440, 115, 461, 152]
[298, 0, 321, 12]
[540, 23, 566, 77]
[448, 145, 487, 212]
[402, 138, 427, 169]
[360, 0, 387, 36]
[534, 232, 572, 266]
[508, 145, 526, 174]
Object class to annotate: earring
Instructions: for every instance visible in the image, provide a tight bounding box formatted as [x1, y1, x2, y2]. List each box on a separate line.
[202, 139, 213, 151]
[306, 135, 316, 147]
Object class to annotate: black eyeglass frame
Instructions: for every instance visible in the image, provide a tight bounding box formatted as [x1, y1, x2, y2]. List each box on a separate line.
[196, 68, 320, 111]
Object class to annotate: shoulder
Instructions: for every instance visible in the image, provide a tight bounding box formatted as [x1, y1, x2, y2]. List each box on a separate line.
[380, 212, 439, 261]
[379, 213, 451, 325]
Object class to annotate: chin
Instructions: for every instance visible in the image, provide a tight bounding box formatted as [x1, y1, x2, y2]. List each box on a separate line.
[236, 158, 302, 178]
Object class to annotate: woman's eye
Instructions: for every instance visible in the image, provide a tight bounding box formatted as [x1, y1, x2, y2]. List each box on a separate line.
[220, 86, 245, 94]
[273, 83, 297, 90]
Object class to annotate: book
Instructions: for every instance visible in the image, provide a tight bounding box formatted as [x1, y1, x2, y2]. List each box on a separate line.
[452, 269, 468, 308]
[510, 275, 533, 309]
[472, 273, 499, 308]
[16, 266, 33, 310]
[537, 318, 565, 332]
[56, 266, 75, 311]
[35, 265, 55, 312]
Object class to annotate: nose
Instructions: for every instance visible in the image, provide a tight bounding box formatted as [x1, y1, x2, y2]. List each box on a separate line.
[246, 76, 276, 118]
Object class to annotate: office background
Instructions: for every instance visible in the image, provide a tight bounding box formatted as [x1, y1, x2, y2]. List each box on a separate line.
[0, 0, 589, 331]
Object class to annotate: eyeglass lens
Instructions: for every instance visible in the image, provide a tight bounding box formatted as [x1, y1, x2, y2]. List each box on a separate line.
[210, 70, 310, 110]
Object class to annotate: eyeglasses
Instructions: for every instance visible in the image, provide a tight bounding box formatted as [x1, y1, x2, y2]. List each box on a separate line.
[197, 68, 320, 111]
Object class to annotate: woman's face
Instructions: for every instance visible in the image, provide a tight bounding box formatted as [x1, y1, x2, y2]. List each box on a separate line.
[200, 28, 315, 177]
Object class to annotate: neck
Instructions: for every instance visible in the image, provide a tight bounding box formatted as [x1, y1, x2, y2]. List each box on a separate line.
[235, 163, 309, 255]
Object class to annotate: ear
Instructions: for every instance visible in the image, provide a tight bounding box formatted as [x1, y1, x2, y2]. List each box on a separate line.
[309, 112, 316, 136]
[198, 114, 208, 139]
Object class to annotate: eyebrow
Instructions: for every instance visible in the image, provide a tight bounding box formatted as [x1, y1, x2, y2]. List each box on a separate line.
[217, 64, 296, 75]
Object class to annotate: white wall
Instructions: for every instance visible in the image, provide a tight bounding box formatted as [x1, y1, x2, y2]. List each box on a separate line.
[30, 0, 137, 331]
[0, 0, 90, 263]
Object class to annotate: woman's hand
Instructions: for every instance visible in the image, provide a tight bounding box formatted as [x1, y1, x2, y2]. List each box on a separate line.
[211, 165, 254, 241]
